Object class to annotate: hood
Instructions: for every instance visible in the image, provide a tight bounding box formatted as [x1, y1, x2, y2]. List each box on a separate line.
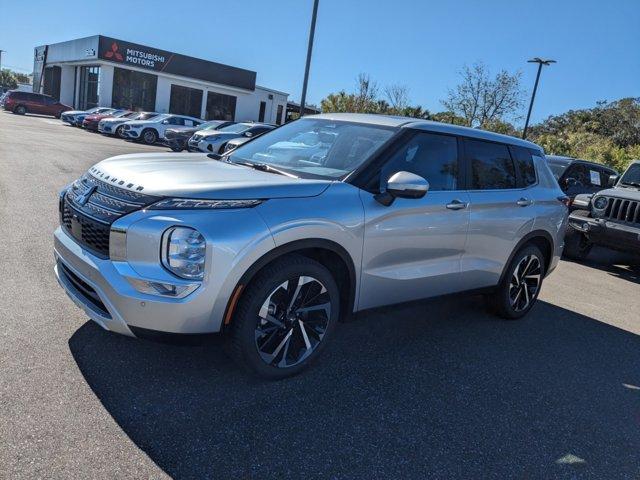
[127, 119, 157, 126]
[102, 117, 129, 125]
[89, 153, 332, 199]
[596, 186, 640, 201]
[62, 110, 85, 116]
[86, 113, 111, 121]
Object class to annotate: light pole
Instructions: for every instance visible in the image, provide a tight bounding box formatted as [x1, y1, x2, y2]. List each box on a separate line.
[299, 0, 319, 117]
[522, 57, 555, 139]
[0, 50, 4, 71]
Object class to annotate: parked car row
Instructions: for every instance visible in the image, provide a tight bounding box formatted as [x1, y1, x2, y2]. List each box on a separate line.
[56, 102, 277, 153]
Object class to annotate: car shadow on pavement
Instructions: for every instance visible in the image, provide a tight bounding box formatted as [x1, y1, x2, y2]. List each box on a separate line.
[69, 296, 640, 479]
[567, 246, 640, 284]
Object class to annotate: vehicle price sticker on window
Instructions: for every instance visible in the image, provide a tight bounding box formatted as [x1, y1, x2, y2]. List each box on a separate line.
[590, 170, 601, 185]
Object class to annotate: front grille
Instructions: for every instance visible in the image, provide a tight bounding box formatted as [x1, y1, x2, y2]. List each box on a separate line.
[602, 197, 640, 224]
[60, 173, 161, 258]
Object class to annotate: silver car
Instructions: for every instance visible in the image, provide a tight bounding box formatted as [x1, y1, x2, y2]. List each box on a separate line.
[54, 113, 568, 379]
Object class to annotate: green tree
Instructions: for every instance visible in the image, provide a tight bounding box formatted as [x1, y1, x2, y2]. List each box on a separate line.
[0, 69, 18, 89]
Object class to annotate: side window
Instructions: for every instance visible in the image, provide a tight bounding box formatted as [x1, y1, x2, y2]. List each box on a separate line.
[467, 139, 516, 190]
[510, 146, 537, 187]
[381, 132, 459, 191]
[184, 119, 194, 127]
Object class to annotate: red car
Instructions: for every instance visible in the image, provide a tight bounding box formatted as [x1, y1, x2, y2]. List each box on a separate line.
[82, 109, 132, 131]
[2, 91, 71, 118]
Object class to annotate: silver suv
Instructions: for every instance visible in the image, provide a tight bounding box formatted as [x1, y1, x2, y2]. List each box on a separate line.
[54, 113, 568, 379]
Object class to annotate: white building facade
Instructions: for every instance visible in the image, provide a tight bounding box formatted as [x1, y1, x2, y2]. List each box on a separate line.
[33, 35, 288, 124]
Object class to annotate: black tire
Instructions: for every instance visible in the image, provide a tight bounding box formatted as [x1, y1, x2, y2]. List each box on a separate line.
[170, 145, 183, 152]
[228, 254, 340, 379]
[115, 125, 125, 138]
[141, 128, 158, 145]
[487, 244, 545, 320]
[14, 105, 26, 115]
[563, 228, 592, 260]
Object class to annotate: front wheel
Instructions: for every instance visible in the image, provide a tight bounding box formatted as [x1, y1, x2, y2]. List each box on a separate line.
[115, 125, 126, 138]
[141, 128, 158, 145]
[487, 244, 545, 320]
[228, 255, 340, 379]
[14, 105, 26, 115]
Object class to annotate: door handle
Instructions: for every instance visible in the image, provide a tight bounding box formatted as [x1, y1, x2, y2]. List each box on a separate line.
[516, 197, 532, 207]
[446, 199, 468, 210]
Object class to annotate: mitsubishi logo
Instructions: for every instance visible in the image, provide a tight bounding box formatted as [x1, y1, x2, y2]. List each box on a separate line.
[104, 42, 124, 62]
[76, 186, 97, 206]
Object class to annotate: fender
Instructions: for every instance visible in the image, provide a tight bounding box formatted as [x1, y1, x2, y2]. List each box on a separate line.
[498, 229, 555, 286]
[223, 238, 358, 326]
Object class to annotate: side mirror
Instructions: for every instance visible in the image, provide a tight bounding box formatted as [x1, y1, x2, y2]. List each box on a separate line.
[162, 120, 169, 124]
[607, 174, 619, 188]
[244, 131, 254, 138]
[374, 171, 429, 206]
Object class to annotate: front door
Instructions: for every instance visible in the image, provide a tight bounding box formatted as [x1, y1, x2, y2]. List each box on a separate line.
[359, 131, 470, 310]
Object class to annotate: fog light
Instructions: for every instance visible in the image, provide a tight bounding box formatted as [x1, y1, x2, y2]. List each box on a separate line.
[126, 277, 199, 298]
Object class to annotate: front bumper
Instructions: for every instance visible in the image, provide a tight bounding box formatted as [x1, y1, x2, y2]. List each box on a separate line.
[54, 226, 218, 337]
[568, 211, 640, 252]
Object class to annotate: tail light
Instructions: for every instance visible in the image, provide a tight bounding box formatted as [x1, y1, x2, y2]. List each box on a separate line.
[557, 195, 571, 208]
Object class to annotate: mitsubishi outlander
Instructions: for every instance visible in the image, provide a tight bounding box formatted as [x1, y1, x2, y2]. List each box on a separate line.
[54, 113, 568, 379]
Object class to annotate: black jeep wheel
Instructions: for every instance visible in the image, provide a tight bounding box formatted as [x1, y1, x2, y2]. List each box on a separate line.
[563, 228, 592, 261]
[228, 255, 340, 379]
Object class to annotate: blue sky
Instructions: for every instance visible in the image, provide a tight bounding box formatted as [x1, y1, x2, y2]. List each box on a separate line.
[1, 0, 638, 124]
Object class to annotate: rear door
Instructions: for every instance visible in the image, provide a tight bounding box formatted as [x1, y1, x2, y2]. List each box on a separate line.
[359, 130, 470, 310]
[460, 138, 536, 289]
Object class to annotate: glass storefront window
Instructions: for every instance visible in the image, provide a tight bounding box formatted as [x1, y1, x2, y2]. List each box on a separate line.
[205, 91, 236, 121]
[78, 66, 100, 109]
[112, 67, 158, 112]
[169, 85, 203, 118]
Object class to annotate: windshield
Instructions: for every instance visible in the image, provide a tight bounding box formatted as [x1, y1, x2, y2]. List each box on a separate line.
[135, 112, 158, 120]
[219, 123, 252, 133]
[620, 163, 640, 186]
[199, 120, 225, 130]
[228, 118, 396, 179]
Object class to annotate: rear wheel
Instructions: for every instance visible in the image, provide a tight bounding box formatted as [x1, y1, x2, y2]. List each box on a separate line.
[487, 244, 545, 319]
[14, 105, 26, 115]
[563, 228, 592, 260]
[228, 255, 339, 379]
[141, 128, 158, 145]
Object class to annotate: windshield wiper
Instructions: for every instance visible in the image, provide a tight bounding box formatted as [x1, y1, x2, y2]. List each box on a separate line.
[231, 160, 298, 178]
[621, 181, 640, 187]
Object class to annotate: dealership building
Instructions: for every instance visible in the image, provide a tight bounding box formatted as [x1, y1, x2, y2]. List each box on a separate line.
[33, 35, 289, 124]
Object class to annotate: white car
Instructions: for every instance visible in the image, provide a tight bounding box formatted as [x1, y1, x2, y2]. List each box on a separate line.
[192, 122, 275, 154]
[122, 114, 204, 145]
[98, 112, 159, 138]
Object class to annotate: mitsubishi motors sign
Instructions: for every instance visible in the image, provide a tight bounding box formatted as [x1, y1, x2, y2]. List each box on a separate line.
[97, 36, 256, 91]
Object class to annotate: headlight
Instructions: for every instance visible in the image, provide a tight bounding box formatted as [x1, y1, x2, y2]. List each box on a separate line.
[162, 227, 206, 280]
[593, 196, 608, 210]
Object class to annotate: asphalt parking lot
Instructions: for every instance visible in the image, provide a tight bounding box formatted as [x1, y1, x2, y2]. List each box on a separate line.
[1, 111, 639, 479]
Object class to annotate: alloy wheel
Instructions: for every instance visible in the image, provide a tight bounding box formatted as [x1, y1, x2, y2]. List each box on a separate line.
[255, 275, 331, 368]
[509, 254, 542, 312]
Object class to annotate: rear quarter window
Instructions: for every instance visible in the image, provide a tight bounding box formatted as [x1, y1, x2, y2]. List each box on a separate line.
[510, 146, 537, 187]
